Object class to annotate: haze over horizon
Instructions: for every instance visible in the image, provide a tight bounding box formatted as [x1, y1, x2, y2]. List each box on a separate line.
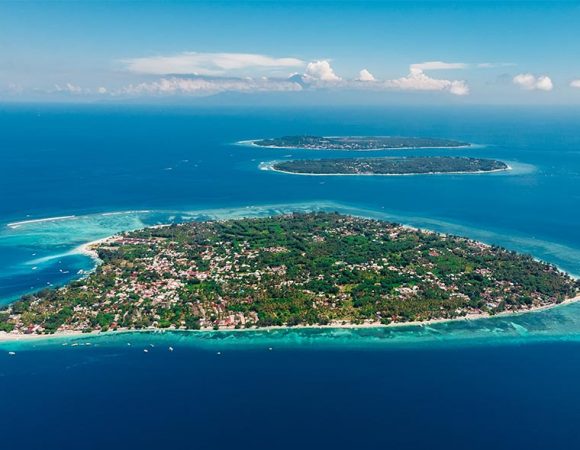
[2, 0, 580, 105]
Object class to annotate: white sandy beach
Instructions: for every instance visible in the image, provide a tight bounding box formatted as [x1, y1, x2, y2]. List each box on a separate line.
[2, 295, 579, 344]
[259, 160, 512, 177]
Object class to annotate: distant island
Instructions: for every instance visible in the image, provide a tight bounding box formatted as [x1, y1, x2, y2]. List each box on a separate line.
[1, 213, 577, 337]
[251, 135, 470, 151]
[268, 156, 510, 176]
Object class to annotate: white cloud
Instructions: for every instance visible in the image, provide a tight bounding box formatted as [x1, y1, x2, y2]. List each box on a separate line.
[119, 60, 469, 97]
[53, 83, 85, 94]
[50, 83, 108, 96]
[385, 67, 469, 96]
[381, 61, 470, 95]
[535, 76, 553, 91]
[448, 80, 470, 96]
[410, 61, 468, 71]
[513, 73, 553, 91]
[570, 80, 580, 88]
[42, 58, 479, 99]
[477, 62, 516, 69]
[120, 76, 302, 96]
[123, 52, 304, 76]
[304, 60, 341, 81]
[356, 69, 376, 82]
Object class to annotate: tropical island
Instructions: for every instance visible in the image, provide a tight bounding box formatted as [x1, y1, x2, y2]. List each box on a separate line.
[0, 213, 577, 337]
[251, 135, 470, 150]
[268, 156, 510, 176]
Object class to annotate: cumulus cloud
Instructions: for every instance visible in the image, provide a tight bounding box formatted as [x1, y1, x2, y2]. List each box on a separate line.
[54, 83, 84, 94]
[448, 80, 470, 96]
[535, 76, 554, 91]
[570, 80, 580, 88]
[50, 83, 108, 95]
[513, 73, 553, 91]
[123, 52, 304, 76]
[43, 57, 480, 99]
[120, 76, 302, 96]
[385, 67, 469, 96]
[304, 60, 341, 81]
[356, 69, 376, 82]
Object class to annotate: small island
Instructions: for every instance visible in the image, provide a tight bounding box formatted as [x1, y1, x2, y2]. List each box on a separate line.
[251, 135, 470, 151]
[269, 156, 510, 176]
[0, 213, 577, 336]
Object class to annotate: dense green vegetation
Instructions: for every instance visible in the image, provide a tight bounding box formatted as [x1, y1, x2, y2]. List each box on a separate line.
[254, 135, 469, 150]
[1, 213, 577, 335]
[272, 157, 509, 175]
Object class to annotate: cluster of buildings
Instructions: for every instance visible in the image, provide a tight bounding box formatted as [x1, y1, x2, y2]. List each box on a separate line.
[1, 214, 574, 335]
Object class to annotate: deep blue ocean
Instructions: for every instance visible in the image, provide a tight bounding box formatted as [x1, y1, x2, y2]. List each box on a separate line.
[1, 104, 580, 449]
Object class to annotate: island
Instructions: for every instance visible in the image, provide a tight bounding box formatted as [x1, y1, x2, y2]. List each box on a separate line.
[1, 213, 577, 336]
[268, 156, 509, 175]
[251, 135, 470, 150]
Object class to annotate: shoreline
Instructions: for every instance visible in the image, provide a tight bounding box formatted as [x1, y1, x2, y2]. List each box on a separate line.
[259, 161, 512, 177]
[237, 139, 474, 152]
[74, 222, 172, 261]
[2, 295, 579, 344]
[75, 236, 114, 261]
[1, 211, 577, 346]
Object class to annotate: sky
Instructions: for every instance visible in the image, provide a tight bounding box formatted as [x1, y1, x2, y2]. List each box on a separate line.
[2, 0, 580, 105]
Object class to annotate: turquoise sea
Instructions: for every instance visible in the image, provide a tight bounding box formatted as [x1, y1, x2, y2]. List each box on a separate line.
[1, 104, 580, 449]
